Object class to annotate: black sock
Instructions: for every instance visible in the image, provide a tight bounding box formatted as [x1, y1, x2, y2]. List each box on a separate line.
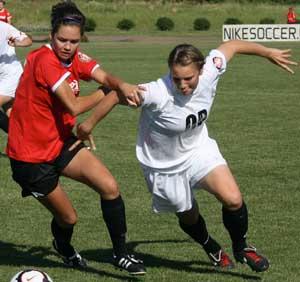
[51, 218, 75, 257]
[0, 111, 8, 133]
[179, 214, 221, 254]
[222, 202, 248, 252]
[101, 195, 127, 257]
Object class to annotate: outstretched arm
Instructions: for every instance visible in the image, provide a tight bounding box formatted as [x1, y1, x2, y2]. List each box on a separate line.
[91, 67, 144, 106]
[217, 40, 297, 74]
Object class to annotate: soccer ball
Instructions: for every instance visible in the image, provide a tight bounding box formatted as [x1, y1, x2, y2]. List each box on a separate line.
[10, 269, 53, 282]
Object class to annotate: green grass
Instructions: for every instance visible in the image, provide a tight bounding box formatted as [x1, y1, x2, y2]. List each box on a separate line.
[1, 39, 300, 281]
[6, 1, 300, 35]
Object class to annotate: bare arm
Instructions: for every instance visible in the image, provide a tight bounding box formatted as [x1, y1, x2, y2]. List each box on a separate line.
[91, 67, 144, 106]
[76, 90, 121, 141]
[54, 80, 105, 116]
[217, 40, 297, 73]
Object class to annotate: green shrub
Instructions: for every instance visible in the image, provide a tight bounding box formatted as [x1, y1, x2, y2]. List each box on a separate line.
[85, 17, 97, 32]
[156, 17, 174, 31]
[193, 18, 210, 31]
[224, 18, 243, 25]
[117, 18, 135, 30]
[259, 17, 275, 24]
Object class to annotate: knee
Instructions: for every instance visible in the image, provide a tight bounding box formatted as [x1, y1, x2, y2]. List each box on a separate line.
[58, 210, 78, 227]
[222, 192, 243, 211]
[100, 178, 120, 200]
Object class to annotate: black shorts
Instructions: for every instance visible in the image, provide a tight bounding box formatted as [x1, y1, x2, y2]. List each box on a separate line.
[10, 135, 86, 198]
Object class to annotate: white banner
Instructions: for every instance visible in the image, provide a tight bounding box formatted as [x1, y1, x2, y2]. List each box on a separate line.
[223, 24, 300, 42]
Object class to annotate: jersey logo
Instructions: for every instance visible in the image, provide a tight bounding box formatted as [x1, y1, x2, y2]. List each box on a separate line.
[213, 57, 223, 70]
[69, 79, 79, 95]
[31, 192, 45, 198]
[78, 52, 92, 62]
[186, 109, 207, 129]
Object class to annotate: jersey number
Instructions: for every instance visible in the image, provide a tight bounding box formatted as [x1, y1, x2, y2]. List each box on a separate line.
[186, 110, 207, 129]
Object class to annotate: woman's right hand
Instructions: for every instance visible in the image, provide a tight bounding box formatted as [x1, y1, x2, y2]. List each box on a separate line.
[119, 82, 145, 107]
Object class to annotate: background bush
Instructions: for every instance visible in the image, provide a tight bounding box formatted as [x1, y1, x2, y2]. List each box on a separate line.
[117, 18, 135, 30]
[224, 17, 243, 25]
[85, 17, 97, 32]
[156, 17, 175, 31]
[6, 1, 296, 35]
[259, 17, 276, 24]
[193, 17, 210, 31]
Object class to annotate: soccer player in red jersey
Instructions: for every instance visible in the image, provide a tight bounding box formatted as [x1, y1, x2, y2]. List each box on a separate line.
[6, 1, 145, 275]
[287, 7, 298, 24]
[0, 0, 12, 24]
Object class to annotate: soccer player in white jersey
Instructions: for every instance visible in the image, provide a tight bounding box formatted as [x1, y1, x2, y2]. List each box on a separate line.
[0, 21, 32, 133]
[76, 40, 296, 272]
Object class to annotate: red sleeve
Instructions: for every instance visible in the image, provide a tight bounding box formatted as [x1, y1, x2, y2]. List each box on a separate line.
[76, 51, 99, 81]
[6, 10, 12, 18]
[35, 50, 70, 93]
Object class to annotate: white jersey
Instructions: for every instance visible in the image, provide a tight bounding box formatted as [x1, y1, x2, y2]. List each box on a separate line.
[0, 21, 27, 67]
[136, 49, 227, 173]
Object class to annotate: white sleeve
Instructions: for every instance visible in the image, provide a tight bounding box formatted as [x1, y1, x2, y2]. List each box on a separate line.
[203, 49, 227, 76]
[139, 79, 165, 109]
[201, 49, 227, 87]
[8, 25, 28, 41]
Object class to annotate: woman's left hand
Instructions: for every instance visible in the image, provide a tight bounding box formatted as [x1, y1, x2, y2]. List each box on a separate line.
[268, 48, 298, 74]
[72, 122, 97, 151]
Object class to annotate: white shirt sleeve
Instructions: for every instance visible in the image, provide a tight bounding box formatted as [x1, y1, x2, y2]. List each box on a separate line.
[139, 78, 167, 110]
[8, 25, 28, 41]
[204, 49, 227, 76]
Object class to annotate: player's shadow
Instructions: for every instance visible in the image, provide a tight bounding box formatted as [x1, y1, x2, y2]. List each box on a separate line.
[82, 239, 262, 281]
[0, 240, 140, 281]
[0, 239, 262, 280]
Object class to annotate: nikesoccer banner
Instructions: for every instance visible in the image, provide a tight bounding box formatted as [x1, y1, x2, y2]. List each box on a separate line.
[223, 24, 300, 42]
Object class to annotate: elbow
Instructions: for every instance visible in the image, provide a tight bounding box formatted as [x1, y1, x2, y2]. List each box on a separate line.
[66, 104, 81, 117]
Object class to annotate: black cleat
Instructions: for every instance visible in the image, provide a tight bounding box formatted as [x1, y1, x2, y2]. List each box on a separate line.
[207, 249, 234, 269]
[52, 239, 87, 269]
[113, 254, 146, 275]
[234, 245, 269, 272]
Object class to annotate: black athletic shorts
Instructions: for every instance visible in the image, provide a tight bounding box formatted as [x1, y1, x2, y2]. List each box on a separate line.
[10, 135, 86, 198]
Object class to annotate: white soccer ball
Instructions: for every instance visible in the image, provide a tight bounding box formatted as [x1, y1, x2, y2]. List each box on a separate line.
[10, 269, 53, 282]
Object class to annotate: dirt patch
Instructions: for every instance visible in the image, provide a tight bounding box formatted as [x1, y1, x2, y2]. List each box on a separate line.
[32, 34, 220, 45]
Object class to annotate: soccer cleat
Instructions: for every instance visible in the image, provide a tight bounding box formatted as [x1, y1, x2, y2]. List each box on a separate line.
[52, 239, 87, 268]
[234, 245, 269, 272]
[207, 249, 234, 269]
[113, 254, 146, 275]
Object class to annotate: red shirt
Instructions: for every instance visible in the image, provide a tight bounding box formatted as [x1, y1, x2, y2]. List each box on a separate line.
[287, 11, 297, 23]
[0, 8, 11, 23]
[7, 45, 99, 162]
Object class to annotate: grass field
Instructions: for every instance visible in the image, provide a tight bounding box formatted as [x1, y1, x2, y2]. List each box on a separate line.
[1, 36, 300, 282]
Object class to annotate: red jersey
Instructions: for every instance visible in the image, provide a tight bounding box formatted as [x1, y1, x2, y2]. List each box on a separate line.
[7, 44, 99, 162]
[0, 8, 11, 23]
[287, 10, 297, 24]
